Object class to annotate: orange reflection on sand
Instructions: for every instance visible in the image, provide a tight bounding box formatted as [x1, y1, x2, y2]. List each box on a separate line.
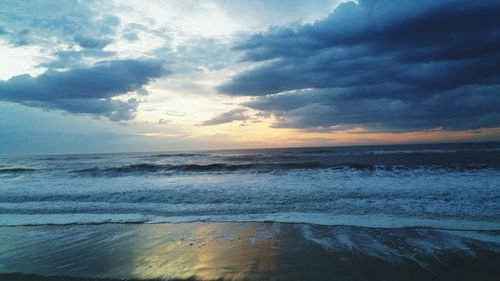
[128, 223, 280, 281]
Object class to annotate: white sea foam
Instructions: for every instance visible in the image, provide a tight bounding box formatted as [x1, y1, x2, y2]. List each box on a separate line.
[2, 213, 500, 232]
[293, 224, 496, 267]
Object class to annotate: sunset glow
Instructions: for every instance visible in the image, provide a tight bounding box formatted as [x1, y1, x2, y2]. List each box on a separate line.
[1, 0, 499, 154]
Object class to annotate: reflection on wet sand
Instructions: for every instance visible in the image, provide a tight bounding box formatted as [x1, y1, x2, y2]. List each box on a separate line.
[0, 222, 500, 281]
[129, 223, 280, 280]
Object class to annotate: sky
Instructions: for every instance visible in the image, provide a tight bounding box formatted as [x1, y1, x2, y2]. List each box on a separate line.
[1, 0, 499, 155]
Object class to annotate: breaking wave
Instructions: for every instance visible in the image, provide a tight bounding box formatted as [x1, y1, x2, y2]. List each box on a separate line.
[0, 168, 36, 174]
[70, 162, 499, 177]
[1, 142, 499, 227]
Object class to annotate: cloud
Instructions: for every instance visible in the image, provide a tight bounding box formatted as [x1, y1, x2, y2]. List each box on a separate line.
[219, 0, 500, 131]
[0, 59, 170, 121]
[41, 49, 116, 70]
[200, 108, 249, 126]
[0, 1, 120, 49]
[123, 32, 140, 41]
[158, 118, 170, 124]
[245, 85, 500, 132]
[74, 35, 113, 49]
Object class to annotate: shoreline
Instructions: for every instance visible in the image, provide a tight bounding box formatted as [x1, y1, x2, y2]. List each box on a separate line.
[1, 222, 499, 281]
[2, 213, 500, 232]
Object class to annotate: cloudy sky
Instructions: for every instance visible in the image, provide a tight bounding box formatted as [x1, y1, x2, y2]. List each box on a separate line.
[1, 0, 499, 154]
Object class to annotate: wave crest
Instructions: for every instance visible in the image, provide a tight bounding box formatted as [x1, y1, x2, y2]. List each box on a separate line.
[0, 168, 35, 174]
[72, 162, 379, 176]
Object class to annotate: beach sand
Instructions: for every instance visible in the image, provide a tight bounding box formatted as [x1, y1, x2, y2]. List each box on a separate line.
[1, 222, 499, 281]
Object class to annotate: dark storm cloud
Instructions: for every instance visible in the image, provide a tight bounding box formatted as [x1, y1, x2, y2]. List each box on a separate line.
[245, 85, 500, 132]
[200, 109, 249, 126]
[219, 0, 500, 131]
[0, 60, 170, 121]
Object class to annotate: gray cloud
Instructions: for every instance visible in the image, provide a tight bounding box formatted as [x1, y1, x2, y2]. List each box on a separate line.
[0, 1, 120, 49]
[245, 85, 500, 132]
[219, 0, 500, 132]
[74, 35, 113, 49]
[123, 32, 140, 41]
[41, 49, 117, 70]
[200, 109, 249, 126]
[0, 60, 170, 121]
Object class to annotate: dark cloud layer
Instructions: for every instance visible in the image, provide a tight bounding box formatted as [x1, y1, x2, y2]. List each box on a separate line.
[219, 0, 500, 132]
[0, 60, 169, 121]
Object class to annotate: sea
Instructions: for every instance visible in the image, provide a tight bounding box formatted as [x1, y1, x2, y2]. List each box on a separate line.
[1, 142, 499, 230]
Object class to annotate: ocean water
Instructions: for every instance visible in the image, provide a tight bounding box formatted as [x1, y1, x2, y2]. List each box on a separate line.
[1, 142, 499, 229]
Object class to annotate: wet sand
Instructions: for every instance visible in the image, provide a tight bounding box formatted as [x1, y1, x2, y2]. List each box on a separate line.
[0, 222, 499, 281]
